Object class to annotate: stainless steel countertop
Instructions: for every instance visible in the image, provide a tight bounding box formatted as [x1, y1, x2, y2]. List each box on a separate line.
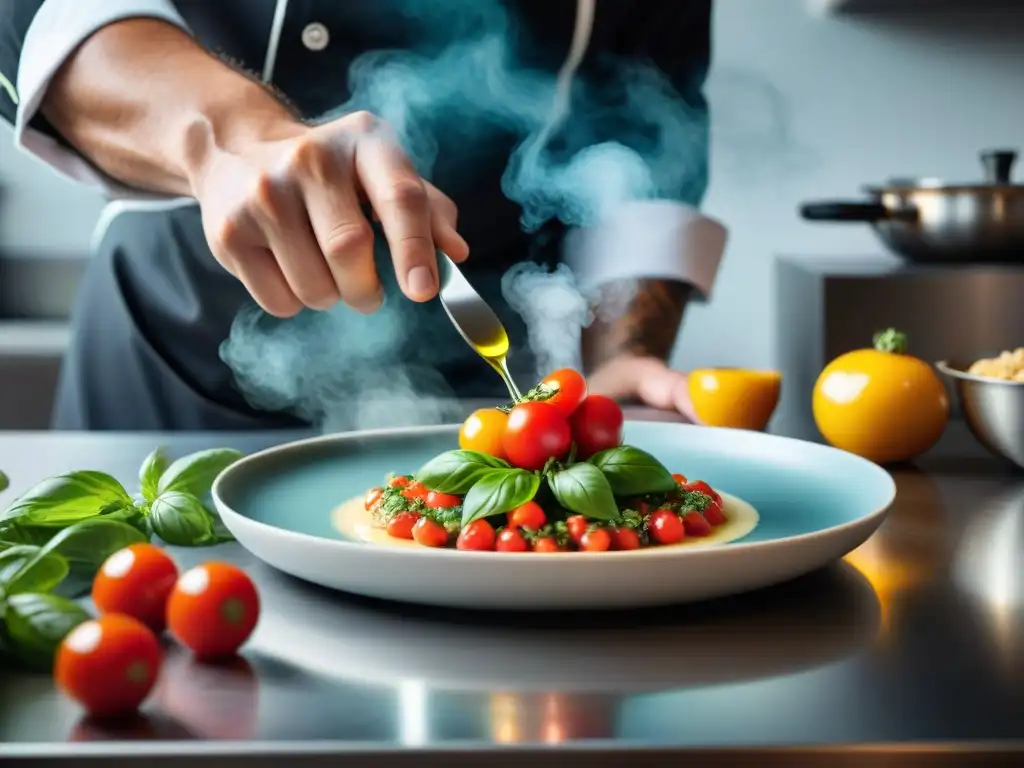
[0, 415, 1022, 766]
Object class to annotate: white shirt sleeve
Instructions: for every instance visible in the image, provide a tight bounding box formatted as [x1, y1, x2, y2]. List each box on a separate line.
[14, 0, 192, 201]
[561, 200, 728, 300]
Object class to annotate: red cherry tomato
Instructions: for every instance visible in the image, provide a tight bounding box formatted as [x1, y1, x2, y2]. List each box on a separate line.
[683, 480, 722, 505]
[566, 515, 589, 545]
[502, 401, 572, 470]
[412, 517, 448, 548]
[569, 394, 624, 458]
[401, 481, 428, 502]
[671, 473, 687, 485]
[388, 476, 410, 488]
[425, 490, 461, 509]
[364, 487, 384, 510]
[539, 368, 588, 417]
[579, 528, 611, 552]
[386, 512, 421, 540]
[682, 511, 712, 537]
[609, 527, 641, 551]
[532, 537, 565, 553]
[456, 519, 496, 551]
[167, 562, 260, 659]
[649, 509, 685, 545]
[704, 499, 727, 526]
[91, 543, 179, 633]
[508, 501, 546, 530]
[496, 528, 529, 552]
[55, 614, 162, 718]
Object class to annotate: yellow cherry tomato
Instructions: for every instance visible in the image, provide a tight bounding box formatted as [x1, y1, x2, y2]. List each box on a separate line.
[458, 408, 509, 460]
[813, 328, 948, 464]
[688, 369, 782, 430]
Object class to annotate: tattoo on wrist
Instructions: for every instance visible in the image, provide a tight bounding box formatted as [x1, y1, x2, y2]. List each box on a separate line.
[582, 279, 692, 371]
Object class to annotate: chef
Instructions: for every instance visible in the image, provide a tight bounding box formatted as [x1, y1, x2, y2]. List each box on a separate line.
[0, 0, 725, 431]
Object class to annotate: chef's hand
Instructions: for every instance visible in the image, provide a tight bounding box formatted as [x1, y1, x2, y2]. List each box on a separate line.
[587, 355, 701, 423]
[188, 110, 468, 317]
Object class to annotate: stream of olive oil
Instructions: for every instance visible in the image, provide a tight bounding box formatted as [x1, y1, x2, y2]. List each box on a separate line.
[472, 324, 522, 402]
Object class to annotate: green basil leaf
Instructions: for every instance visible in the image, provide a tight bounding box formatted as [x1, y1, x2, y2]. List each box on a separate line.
[0, 470, 8, 493]
[3, 592, 91, 671]
[138, 447, 169, 503]
[587, 446, 677, 496]
[0, 471, 131, 527]
[0, 522, 55, 548]
[0, 545, 69, 595]
[150, 491, 216, 546]
[461, 469, 539, 526]
[547, 463, 619, 521]
[415, 450, 511, 495]
[29, 518, 149, 598]
[157, 448, 244, 498]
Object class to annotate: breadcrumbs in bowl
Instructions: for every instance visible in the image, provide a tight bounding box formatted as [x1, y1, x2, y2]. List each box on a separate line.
[967, 347, 1024, 382]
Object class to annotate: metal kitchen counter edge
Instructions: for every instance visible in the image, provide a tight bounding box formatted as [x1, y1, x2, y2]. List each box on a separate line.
[0, 415, 1022, 765]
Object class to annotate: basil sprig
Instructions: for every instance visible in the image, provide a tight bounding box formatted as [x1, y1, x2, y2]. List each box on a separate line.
[415, 450, 511, 495]
[587, 446, 677, 496]
[461, 469, 539, 527]
[413, 444, 676, 527]
[547, 463, 619, 521]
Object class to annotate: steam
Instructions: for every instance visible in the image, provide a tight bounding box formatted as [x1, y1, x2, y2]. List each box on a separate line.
[220, 0, 708, 430]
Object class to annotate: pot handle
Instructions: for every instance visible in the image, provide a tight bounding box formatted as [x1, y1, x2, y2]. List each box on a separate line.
[799, 201, 889, 222]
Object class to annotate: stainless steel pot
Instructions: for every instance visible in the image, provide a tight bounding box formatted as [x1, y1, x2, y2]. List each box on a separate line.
[799, 149, 1024, 263]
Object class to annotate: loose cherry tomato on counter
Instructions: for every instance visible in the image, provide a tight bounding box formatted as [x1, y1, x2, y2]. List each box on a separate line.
[508, 501, 546, 530]
[386, 512, 422, 540]
[425, 490, 461, 509]
[566, 515, 589, 545]
[649, 509, 685, 545]
[456, 519, 496, 551]
[167, 562, 260, 659]
[539, 368, 588, 417]
[55, 614, 162, 718]
[609, 527, 641, 551]
[496, 528, 529, 552]
[502, 401, 572, 470]
[92, 543, 179, 633]
[412, 518, 448, 548]
[672, 473, 688, 485]
[579, 528, 612, 552]
[704, 499, 727, 526]
[569, 394, 624, 458]
[682, 511, 712, 537]
[388, 476, 411, 488]
[459, 408, 509, 460]
[401, 482, 428, 502]
[683, 480, 721, 505]
[364, 487, 384, 510]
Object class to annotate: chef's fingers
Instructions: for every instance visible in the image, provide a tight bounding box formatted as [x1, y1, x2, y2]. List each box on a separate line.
[300, 162, 383, 315]
[426, 183, 469, 264]
[233, 247, 303, 318]
[353, 135, 438, 302]
[249, 174, 340, 311]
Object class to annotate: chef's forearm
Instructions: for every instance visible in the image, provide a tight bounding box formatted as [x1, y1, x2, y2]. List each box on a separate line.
[581, 279, 693, 372]
[41, 18, 299, 196]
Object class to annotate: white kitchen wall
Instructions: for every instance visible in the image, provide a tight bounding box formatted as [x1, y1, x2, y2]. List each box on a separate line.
[2, 0, 1024, 370]
[684, 0, 1024, 370]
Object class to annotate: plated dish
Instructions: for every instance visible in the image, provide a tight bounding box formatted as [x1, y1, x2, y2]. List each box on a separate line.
[335, 370, 759, 553]
[212, 386, 896, 609]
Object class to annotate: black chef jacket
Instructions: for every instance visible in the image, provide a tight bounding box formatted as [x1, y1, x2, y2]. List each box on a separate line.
[0, 0, 713, 431]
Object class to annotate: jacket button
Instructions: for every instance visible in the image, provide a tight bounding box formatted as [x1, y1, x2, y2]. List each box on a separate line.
[301, 22, 330, 51]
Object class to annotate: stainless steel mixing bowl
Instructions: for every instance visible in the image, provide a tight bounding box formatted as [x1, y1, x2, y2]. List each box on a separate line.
[936, 360, 1024, 469]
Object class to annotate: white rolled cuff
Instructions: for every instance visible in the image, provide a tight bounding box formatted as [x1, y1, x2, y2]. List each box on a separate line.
[562, 200, 728, 300]
[14, 0, 191, 201]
